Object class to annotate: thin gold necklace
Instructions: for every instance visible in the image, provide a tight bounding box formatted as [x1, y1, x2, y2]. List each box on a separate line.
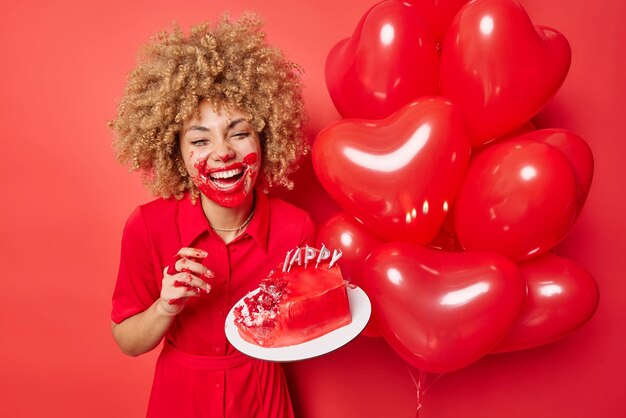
[210, 209, 255, 232]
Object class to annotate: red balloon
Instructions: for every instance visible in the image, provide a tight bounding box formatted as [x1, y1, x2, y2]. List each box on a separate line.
[325, 0, 439, 120]
[312, 98, 471, 244]
[317, 212, 386, 338]
[406, 0, 470, 42]
[522, 129, 594, 203]
[454, 137, 579, 261]
[492, 253, 599, 353]
[440, 0, 571, 145]
[362, 242, 525, 373]
[316, 212, 384, 284]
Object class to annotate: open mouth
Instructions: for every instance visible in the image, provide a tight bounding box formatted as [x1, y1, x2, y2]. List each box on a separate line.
[199, 162, 249, 192]
[209, 167, 246, 188]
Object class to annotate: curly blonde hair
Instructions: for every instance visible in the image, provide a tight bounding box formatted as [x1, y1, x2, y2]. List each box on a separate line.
[109, 13, 309, 200]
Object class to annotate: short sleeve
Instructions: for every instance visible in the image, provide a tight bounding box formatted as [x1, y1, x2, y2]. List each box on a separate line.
[111, 206, 160, 324]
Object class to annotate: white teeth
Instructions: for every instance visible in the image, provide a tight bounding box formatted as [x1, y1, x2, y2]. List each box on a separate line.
[210, 168, 243, 179]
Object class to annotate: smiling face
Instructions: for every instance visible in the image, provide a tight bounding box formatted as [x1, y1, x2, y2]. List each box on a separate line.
[180, 101, 262, 208]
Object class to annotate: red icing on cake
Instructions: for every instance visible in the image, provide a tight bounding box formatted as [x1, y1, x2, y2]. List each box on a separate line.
[234, 257, 352, 347]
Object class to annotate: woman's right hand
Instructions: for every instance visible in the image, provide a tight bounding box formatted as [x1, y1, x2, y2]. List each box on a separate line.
[158, 247, 215, 316]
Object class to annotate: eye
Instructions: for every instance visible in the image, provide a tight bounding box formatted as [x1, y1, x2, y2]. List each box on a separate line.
[231, 131, 251, 139]
[191, 138, 209, 146]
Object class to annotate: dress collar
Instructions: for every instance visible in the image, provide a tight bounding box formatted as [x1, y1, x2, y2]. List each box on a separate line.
[177, 189, 269, 252]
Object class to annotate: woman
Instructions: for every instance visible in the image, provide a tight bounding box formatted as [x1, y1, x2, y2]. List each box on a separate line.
[109, 14, 314, 417]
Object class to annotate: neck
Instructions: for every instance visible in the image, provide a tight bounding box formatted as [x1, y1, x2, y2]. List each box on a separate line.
[200, 191, 255, 243]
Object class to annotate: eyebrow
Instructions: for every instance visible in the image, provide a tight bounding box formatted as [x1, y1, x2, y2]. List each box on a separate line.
[227, 118, 247, 130]
[184, 118, 248, 135]
[185, 125, 210, 134]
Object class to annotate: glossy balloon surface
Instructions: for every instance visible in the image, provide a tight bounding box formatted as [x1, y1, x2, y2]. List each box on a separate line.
[454, 138, 579, 261]
[313, 98, 471, 244]
[440, 0, 571, 145]
[362, 242, 525, 373]
[326, 0, 439, 120]
[492, 253, 599, 353]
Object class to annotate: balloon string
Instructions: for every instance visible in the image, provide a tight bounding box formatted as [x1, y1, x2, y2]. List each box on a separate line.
[407, 367, 443, 418]
[407, 367, 422, 418]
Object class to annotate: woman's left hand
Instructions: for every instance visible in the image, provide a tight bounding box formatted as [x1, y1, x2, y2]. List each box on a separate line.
[160, 247, 216, 313]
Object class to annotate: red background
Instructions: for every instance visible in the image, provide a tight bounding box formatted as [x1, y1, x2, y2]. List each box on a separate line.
[1, 0, 624, 417]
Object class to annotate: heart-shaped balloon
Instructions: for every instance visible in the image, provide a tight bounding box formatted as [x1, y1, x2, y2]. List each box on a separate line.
[521, 129, 594, 203]
[312, 98, 471, 244]
[361, 242, 525, 373]
[454, 137, 579, 261]
[317, 212, 385, 337]
[326, 0, 439, 120]
[492, 253, 599, 353]
[405, 0, 470, 42]
[440, 0, 571, 145]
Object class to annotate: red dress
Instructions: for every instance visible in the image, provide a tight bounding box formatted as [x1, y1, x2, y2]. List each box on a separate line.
[111, 191, 315, 418]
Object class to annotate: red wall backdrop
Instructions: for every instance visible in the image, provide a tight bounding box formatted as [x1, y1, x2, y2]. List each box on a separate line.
[1, 0, 624, 417]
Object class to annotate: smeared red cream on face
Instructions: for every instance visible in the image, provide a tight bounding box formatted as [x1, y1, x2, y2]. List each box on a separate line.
[192, 152, 259, 208]
[243, 152, 257, 165]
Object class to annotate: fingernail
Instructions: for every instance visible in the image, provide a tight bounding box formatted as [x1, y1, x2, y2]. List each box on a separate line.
[205, 269, 215, 278]
[196, 250, 208, 258]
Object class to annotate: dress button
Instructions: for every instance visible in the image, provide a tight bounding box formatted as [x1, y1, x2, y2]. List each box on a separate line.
[217, 310, 224, 316]
[215, 346, 221, 353]
[216, 382, 221, 389]
[229, 246, 237, 252]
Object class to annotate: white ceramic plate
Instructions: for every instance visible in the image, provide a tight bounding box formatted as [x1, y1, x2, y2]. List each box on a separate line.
[225, 286, 371, 362]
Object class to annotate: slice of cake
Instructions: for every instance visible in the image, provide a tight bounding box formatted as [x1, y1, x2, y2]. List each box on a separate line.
[234, 246, 352, 347]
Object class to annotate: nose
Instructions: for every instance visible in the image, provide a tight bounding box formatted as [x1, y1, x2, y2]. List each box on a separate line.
[211, 141, 236, 163]
[217, 152, 235, 163]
